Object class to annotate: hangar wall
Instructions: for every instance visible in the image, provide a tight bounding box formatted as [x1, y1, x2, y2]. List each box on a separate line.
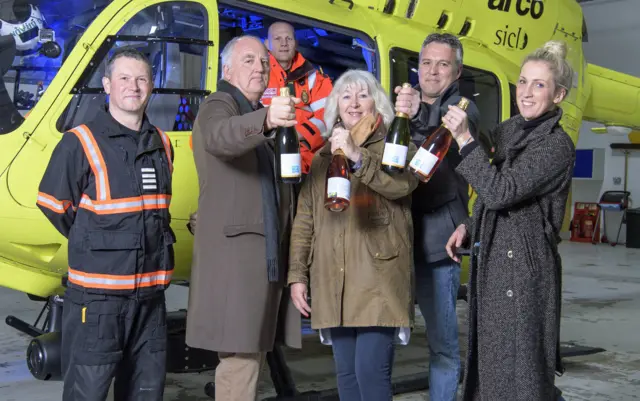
[571, 0, 640, 243]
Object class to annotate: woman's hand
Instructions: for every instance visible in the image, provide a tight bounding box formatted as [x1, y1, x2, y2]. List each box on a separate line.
[443, 105, 471, 142]
[187, 212, 197, 235]
[446, 224, 468, 263]
[329, 126, 362, 163]
[290, 282, 311, 318]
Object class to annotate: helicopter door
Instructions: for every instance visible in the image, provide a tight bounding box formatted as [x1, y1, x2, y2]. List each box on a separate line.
[7, 0, 218, 222]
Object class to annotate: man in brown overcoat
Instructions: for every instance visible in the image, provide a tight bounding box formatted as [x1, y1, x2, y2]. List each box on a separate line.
[186, 35, 302, 401]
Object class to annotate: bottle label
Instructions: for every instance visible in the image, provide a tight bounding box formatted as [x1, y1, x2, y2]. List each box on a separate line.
[327, 177, 350, 201]
[409, 147, 439, 176]
[280, 153, 301, 178]
[381, 143, 408, 168]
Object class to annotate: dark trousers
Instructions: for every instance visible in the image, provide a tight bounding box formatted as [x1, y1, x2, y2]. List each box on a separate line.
[330, 327, 396, 401]
[61, 288, 167, 401]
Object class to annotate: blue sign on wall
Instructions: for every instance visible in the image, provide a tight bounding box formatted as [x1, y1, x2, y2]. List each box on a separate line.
[573, 149, 594, 178]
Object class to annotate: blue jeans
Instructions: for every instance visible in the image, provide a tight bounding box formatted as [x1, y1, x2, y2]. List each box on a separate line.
[330, 326, 396, 401]
[415, 258, 461, 401]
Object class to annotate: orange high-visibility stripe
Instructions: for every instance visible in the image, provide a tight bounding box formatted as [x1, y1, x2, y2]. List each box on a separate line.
[68, 267, 172, 290]
[37, 192, 73, 214]
[156, 127, 173, 174]
[69, 125, 172, 215]
[79, 194, 171, 215]
[69, 125, 111, 201]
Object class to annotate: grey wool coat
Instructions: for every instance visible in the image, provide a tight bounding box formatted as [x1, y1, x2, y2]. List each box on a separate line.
[455, 108, 576, 401]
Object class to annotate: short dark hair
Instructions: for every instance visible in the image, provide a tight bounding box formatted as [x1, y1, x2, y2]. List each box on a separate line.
[104, 48, 152, 79]
[421, 33, 463, 68]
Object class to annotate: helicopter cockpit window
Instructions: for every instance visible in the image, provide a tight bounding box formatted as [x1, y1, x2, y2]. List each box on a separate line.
[389, 47, 501, 151]
[57, 1, 211, 133]
[217, 4, 376, 84]
[0, 0, 109, 135]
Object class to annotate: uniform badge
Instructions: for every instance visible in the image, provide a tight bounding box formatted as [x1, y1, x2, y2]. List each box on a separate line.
[262, 87, 277, 99]
[301, 90, 310, 104]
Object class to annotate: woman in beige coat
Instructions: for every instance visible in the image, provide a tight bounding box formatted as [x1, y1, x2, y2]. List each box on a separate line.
[288, 69, 419, 401]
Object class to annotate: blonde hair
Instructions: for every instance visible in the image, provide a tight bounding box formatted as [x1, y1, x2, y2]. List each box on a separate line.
[322, 69, 395, 138]
[522, 40, 574, 96]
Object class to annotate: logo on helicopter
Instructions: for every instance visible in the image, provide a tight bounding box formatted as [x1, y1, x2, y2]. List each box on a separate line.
[494, 25, 529, 50]
[488, 0, 545, 20]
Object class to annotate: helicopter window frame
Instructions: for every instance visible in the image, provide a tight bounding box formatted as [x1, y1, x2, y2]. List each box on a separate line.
[388, 46, 503, 140]
[219, 0, 380, 80]
[509, 83, 519, 118]
[69, 35, 213, 97]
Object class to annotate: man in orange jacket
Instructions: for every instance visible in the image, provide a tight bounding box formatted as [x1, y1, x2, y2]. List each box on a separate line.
[261, 21, 333, 175]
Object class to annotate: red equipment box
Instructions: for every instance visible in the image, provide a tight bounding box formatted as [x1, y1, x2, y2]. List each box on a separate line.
[570, 202, 600, 243]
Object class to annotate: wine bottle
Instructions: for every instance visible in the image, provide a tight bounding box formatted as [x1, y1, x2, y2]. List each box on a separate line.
[408, 97, 470, 183]
[381, 82, 413, 174]
[324, 148, 351, 212]
[275, 87, 302, 184]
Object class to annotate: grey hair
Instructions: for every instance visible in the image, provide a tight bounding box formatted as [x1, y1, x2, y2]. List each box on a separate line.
[522, 40, 574, 97]
[323, 69, 395, 138]
[104, 48, 152, 79]
[220, 35, 264, 69]
[420, 33, 463, 68]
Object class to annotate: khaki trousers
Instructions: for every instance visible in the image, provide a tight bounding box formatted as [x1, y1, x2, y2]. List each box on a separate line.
[215, 352, 266, 401]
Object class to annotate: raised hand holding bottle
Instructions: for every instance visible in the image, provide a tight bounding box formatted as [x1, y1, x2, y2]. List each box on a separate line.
[381, 83, 413, 174]
[275, 87, 302, 184]
[325, 123, 351, 212]
[408, 97, 470, 183]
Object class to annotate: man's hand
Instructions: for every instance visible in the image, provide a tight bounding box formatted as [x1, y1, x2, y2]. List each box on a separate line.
[394, 85, 421, 119]
[446, 224, 468, 263]
[266, 95, 301, 130]
[443, 105, 470, 141]
[329, 126, 361, 163]
[290, 282, 311, 317]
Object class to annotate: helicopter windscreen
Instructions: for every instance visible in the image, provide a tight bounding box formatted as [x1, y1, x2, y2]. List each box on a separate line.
[0, 0, 113, 134]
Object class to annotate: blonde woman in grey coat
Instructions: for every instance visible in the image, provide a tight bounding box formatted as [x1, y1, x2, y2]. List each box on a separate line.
[443, 40, 576, 401]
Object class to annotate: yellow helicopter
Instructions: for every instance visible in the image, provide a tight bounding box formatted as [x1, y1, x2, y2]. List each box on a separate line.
[0, 0, 637, 395]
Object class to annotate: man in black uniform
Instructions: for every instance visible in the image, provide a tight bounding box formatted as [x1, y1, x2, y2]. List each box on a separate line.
[394, 33, 480, 401]
[36, 48, 174, 401]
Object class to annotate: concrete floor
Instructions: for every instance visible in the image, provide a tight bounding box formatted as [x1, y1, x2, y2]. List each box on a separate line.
[1, 241, 638, 401]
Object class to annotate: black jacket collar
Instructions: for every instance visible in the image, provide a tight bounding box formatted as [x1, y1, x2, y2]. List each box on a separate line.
[92, 105, 164, 158]
[415, 81, 460, 108]
[521, 109, 558, 133]
[94, 105, 155, 138]
[436, 81, 460, 104]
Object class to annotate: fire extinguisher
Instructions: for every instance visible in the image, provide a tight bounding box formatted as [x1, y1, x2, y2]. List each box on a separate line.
[572, 215, 581, 238]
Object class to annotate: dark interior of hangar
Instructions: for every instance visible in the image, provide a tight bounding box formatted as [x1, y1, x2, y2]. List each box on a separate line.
[0, 0, 371, 134]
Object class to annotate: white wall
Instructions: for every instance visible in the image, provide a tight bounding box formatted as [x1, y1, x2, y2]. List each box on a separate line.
[572, 0, 640, 243]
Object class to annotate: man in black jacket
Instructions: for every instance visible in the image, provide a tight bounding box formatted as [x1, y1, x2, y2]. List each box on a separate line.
[394, 33, 480, 401]
[37, 49, 173, 401]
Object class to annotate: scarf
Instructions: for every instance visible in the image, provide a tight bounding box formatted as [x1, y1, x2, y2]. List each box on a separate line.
[348, 113, 382, 146]
[216, 80, 281, 283]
